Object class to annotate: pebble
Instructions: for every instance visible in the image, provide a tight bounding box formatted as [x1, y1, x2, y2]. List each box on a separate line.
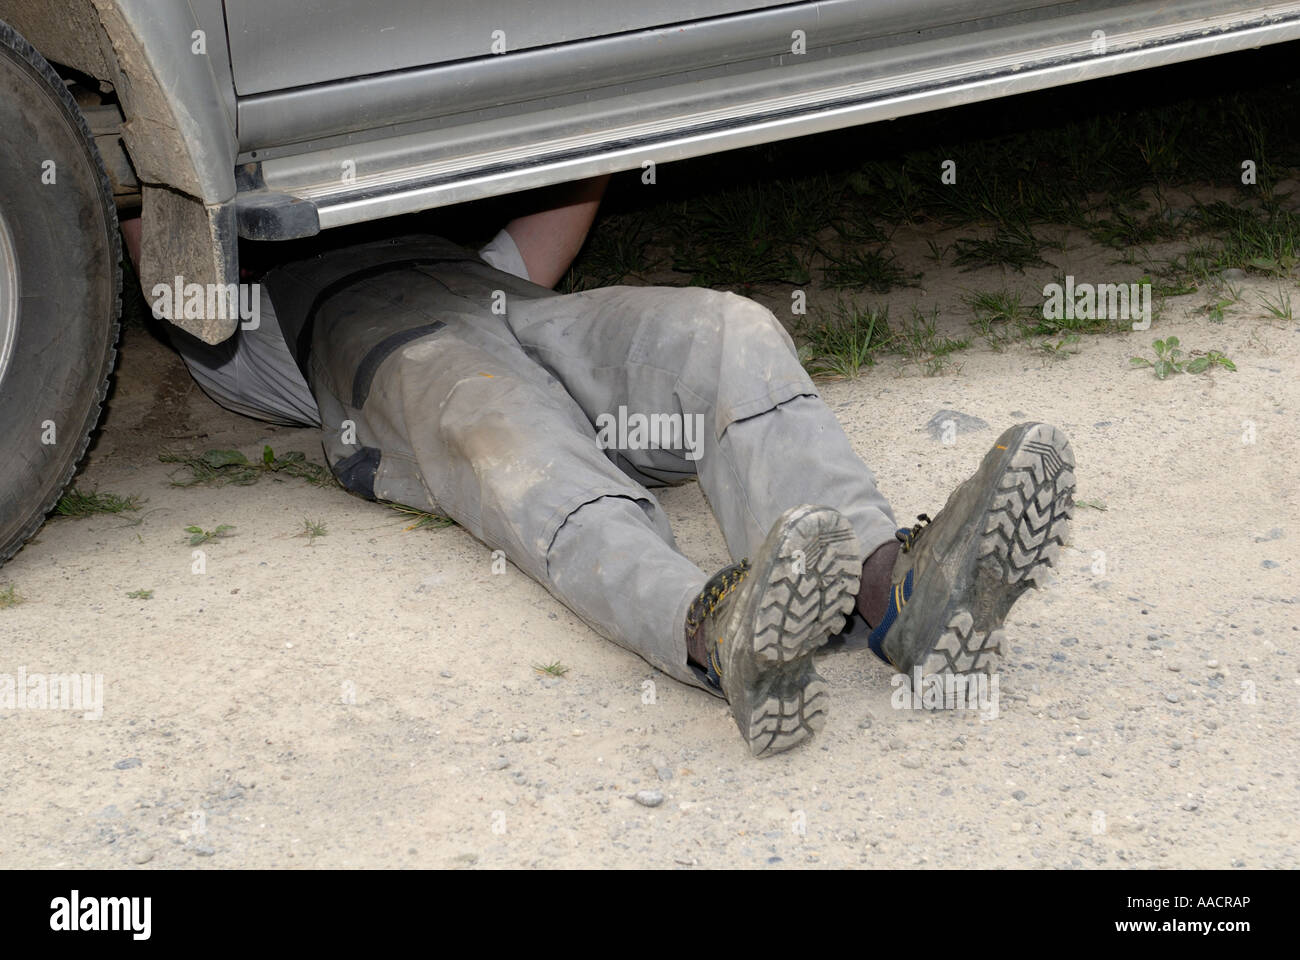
[490, 757, 509, 770]
[925, 409, 989, 441]
[113, 758, 142, 770]
[440, 671, 453, 678]
[131, 849, 154, 865]
[888, 737, 905, 751]
[1261, 560, 1279, 569]
[191, 844, 215, 857]
[657, 767, 674, 782]
[1220, 268, 1248, 282]
[1074, 747, 1091, 756]
[858, 715, 874, 730]
[510, 729, 530, 742]
[1012, 790, 1027, 801]
[633, 790, 664, 808]
[1164, 693, 1181, 703]
[900, 757, 922, 769]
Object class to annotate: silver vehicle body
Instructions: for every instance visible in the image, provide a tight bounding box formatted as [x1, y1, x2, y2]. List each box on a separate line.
[4, 0, 1300, 343]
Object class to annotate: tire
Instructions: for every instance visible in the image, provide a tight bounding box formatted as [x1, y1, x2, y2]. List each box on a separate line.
[0, 19, 120, 567]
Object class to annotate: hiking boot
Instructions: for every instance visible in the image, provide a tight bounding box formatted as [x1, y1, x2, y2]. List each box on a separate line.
[687, 505, 861, 757]
[866, 422, 1075, 677]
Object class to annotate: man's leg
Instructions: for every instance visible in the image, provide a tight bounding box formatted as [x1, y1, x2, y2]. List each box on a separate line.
[308, 278, 710, 689]
[505, 286, 899, 562]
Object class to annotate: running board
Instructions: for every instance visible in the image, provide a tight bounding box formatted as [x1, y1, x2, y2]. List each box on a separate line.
[241, 0, 1300, 239]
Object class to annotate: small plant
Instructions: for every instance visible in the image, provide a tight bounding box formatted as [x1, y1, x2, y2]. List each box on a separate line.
[1200, 277, 1246, 323]
[298, 518, 328, 545]
[1040, 333, 1082, 360]
[1202, 298, 1231, 323]
[1143, 274, 1198, 299]
[1130, 337, 1235, 378]
[964, 288, 1041, 347]
[126, 589, 154, 599]
[184, 524, 235, 546]
[160, 445, 333, 487]
[797, 300, 892, 380]
[386, 502, 455, 531]
[1185, 350, 1237, 374]
[0, 584, 23, 609]
[533, 661, 570, 678]
[667, 186, 813, 288]
[1258, 288, 1294, 323]
[55, 489, 143, 517]
[894, 306, 970, 375]
[1129, 337, 1185, 378]
[1075, 498, 1108, 511]
[820, 245, 919, 293]
[952, 222, 1059, 272]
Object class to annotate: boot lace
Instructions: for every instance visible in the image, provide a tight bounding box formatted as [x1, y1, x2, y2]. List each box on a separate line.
[896, 513, 932, 553]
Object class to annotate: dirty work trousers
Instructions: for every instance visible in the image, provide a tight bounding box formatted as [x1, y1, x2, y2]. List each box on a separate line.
[308, 267, 898, 690]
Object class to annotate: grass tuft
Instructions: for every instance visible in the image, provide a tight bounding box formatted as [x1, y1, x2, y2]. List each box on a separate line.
[386, 502, 456, 531]
[159, 446, 333, 487]
[184, 524, 235, 546]
[797, 300, 892, 380]
[55, 489, 143, 518]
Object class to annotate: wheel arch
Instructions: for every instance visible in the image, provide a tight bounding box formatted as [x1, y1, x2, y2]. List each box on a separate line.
[0, 0, 241, 342]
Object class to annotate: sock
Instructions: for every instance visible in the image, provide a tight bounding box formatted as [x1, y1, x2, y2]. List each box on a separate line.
[857, 537, 901, 628]
[686, 618, 709, 669]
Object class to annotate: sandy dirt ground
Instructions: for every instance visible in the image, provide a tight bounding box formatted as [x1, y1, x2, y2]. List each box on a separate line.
[1, 247, 1297, 869]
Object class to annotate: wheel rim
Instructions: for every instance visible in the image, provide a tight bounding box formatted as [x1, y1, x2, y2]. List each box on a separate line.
[0, 206, 18, 390]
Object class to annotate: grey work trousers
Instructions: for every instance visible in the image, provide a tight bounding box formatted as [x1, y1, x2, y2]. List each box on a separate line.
[311, 277, 898, 690]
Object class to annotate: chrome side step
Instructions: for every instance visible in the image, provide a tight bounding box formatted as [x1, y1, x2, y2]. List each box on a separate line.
[242, 0, 1300, 238]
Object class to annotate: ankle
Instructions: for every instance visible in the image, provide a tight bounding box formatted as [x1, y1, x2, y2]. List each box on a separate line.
[857, 537, 901, 627]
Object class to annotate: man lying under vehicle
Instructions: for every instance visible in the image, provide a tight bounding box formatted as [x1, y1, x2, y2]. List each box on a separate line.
[121, 175, 1075, 758]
